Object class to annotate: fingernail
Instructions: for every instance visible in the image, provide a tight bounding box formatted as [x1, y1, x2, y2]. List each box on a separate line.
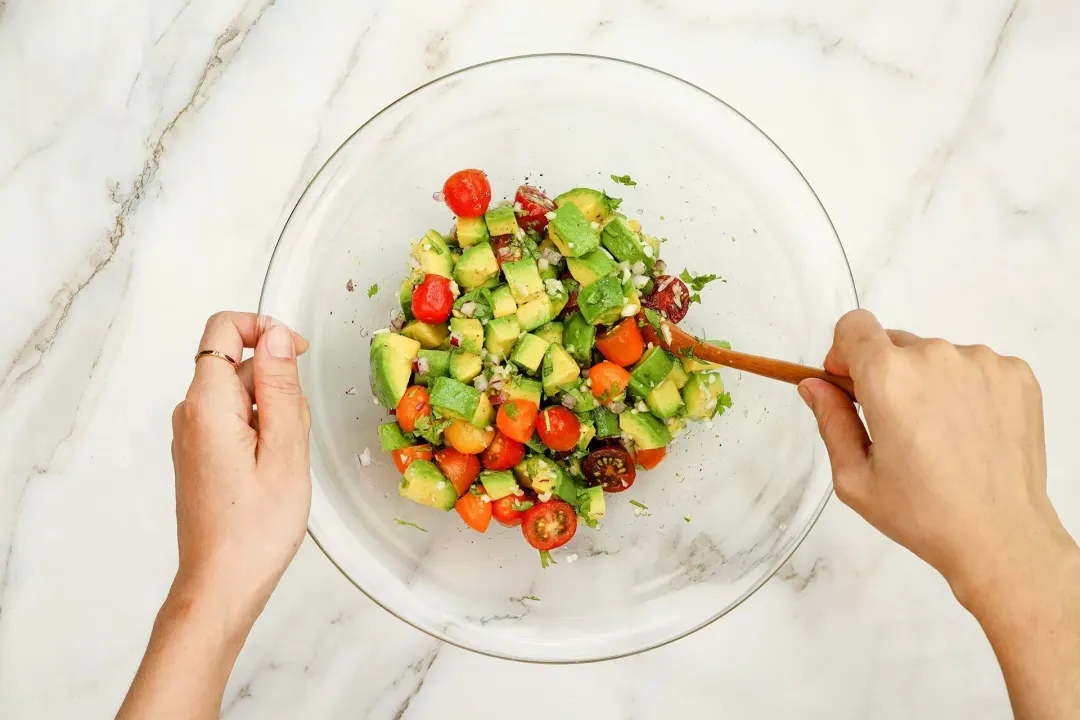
[265, 324, 295, 359]
[797, 383, 813, 409]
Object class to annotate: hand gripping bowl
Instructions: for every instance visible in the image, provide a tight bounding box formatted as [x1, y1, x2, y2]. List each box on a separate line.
[258, 54, 857, 663]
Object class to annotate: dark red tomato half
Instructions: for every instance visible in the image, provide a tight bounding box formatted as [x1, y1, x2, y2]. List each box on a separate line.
[411, 274, 454, 324]
[582, 446, 636, 492]
[521, 500, 577, 551]
[491, 235, 523, 267]
[443, 169, 492, 218]
[479, 430, 526, 471]
[641, 275, 691, 324]
[514, 185, 556, 233]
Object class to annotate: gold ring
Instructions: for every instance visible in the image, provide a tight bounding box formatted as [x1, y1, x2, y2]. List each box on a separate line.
[194, 349, 239, 371]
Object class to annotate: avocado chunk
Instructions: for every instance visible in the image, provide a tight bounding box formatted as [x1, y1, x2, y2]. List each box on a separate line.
[470, 392, 495, 428]
[479, 469, 520, 500]
[512, 455, 567, 496]
[369, 332, 420, 408]
[401, 320, 449, 349]
[510, 333, 551, 374]
[377, 422, 413, 451]
[576, 418, 596, 450]
[553, 187, 618, 225]
[506, 376, 542, 407]
[533, 321, 564, 346]
[484, 206, 519, 237]
[562, 384, 598, 413]
[414, 349, 450, 385]
[593, 406, 621, 438]
[399, 460, 457, 511]
[645, 378, 684, 418]
[399, 278, 415, 320]
[449, 317, 484, 354]
[448, 351, 483, 383]
[682, 371, 730, 420]
[411, 230, 455, 279]
[456, 216, 490, 248]
[666, 362, 690, 389]
[619, 410, 672, 449]
[429, 376, 482, 422]
[600, 216, 653, 267]
[563, 312, 596, 365]
[542, 343, 580, 396]
[577, 275, 625, 325]
[516, 293, 554, 332]
[454, 243, 499, 290]
[629, 346, 676, 398]
[490, 284, 518, 318]
[579, 485, 606, 522]
[548, 202, 600, 257]
[545, 277, 570, 318]
[566, 249, 618, 287]
[502, 258, 544, 304]
[484, 316, 521, 361]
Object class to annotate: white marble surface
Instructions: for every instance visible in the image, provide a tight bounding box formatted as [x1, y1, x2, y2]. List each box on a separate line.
[2, 0, 1079, 717]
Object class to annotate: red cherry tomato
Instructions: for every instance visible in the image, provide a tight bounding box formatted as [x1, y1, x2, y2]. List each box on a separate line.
[582, 446, 636, 492]
[411, 274, 454, 324]
[434, 447, 482, 496]
[595, 318, 645, 367]
[536, 406, 581, 452]
[491, 492, 535, 527]
[442, 169, 491, 217]
[491, 234, 523, 267]
[521, 500, 577, 551]
[496, 400, 538, 443]
[641, 275, 691, 324]
[514, 185, 556, 232]
[479, 430, 526, 471]
[456, 491, 492, 533]
[395, 385, 430, 433]
[390, 445, 432, 474]
[635, 447, 667, 470]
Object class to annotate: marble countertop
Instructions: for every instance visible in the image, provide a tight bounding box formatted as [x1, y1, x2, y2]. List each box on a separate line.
[3, 0, 1079, 717]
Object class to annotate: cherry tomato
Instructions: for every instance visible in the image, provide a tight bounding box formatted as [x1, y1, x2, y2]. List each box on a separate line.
[456, 490, 492, 533]
[443, 420, 495, 454]
[582, 446, 636, 492]
[595, 318, 645, 367]
[442, 169, 491, 217]
[496, 399, 538, 443]
[641, 275, 691, 324]
[395, 385, 430, 433]
[536, 406, 581, 452]
[434, 447, 482, 496]
[588, 361, 631, 402]
[479, 430, 526, 470]
[391, 445, 432, 474]
[411, 274, 454, 324]
[514, 185, 556, 232]
[492, 235, 523, 267]
[491, 492, 535, 527]
[521, 500, 577, 551]
[635, 447, 667, 470]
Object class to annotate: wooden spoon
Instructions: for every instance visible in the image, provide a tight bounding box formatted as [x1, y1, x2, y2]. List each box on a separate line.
[641, 315, 856, 402]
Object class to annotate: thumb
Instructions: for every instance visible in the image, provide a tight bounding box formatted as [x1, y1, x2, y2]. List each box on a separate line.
[798, 378, 872, 503]
[253, 324, 309, 466]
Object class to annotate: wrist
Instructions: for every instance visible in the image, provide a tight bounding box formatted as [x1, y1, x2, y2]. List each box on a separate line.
[158, 575, 258, 662]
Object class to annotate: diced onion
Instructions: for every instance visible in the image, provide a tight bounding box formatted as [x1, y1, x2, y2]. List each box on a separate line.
[631, 261, 646, 275]
[473, 375, 489, 391]
[545, 211, 556, 221]
[561, 394, 577, 409]
[358, 448, 373, 466]
[416, 357, 430, 374]
[461, 301, 476, 316]
[537, 258, 549, 272]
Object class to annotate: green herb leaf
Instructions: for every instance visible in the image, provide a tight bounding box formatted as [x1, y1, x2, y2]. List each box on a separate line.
[511, 500, 534, 512]
[539, 550, 555, 568]
[603, 192, 623, 212]
[629, 499, 649, 510]
[684, 514, 692, 523]
[393, 518, 427, 532]
[678, 269, 721, 292]
[716, 340, 732, 350]
[610, 174, 637, 187]
[504, 403, 518, 420]
[522, 595, 541, 602]
[642, 308, 664, 337]
[718, 392, 733, 409]
[367, 283, 380, 297]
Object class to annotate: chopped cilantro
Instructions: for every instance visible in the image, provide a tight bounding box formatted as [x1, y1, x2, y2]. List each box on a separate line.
[610, 174, 637, 186]
[504, 403, 518, 420]
[469, 483, 484, 496]
[367, 283, 379, 297]
[511, 500, 534, 512]
[684, 514, 692, 523]
[604, 192, 623, 211]
[629, 499, 649, 510]
[718, 392, 733, 409]
[642, 308, 664, 337]
[539, 550, 555, 568]
[411, 415, 451, 444]
[678, 269, 721, 292]
[522, 595, 541, 602]
[715, 340, 732, 350]
[393, 518, 426, 532]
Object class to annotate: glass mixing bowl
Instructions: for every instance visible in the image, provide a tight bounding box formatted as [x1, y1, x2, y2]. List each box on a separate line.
[258, 54, 857, 663]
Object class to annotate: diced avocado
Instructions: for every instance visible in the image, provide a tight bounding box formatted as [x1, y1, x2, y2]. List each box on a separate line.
[566, 249, 618, 287]
[552, 464, 583, 505]
[645, 379, 684, 419]
[619, 411, 672, 449]
[401, 320, 449, 349]
[600, 216, 652, 267]
[502, 258, 544, 304]
[410, 230, 454, 279]
[470, 392, 495, 428]
[548, 202, 600, 257]
[377, 422, 413, 451]
[457, 216, 490, 248]
[484, 316, 521, 361]
[449, 317, 484, 354]
[415, 349, 450, 386]
[667, 362, 690, 389]
[373, 330, 422, 357]
[533, 321, 564, 346]
[516, 293, 554, 332]
[448, 351, 483, 383]
[546, 278, 570, 318]
[629, 346, 676, 398]
[513, 455, 565, 495]
[429, 376, 481, 422]
[490, 284, 518, 318]
[510, 333, 551, 374]
[369, 332, 420, 408]
[577, 418, 596, 449]
[563, 312, 596, 365]
[665, 416, 686, 438]
[553, 188, 618, 225]
[682, 371, 728, 420]
[593, 406, 621, 438]
[399, 278, 415, 320]
[484, 206, 519, 237]
[542, 343, 581, 396]
[399, 460, 457, 511]
[579, 485, 606, 522]
[681, 343, 726, 373]
[577, 275, 625, 325]
[454, 243, 499, 290]
[479, 469, 520, 501]
[562, 384, 598, 413]
[506, 376, 542, 407]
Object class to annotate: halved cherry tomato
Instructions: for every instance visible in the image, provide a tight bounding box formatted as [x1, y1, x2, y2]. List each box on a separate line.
[595, 318, 645, 367]
[443, 420, 495, 454]
[582, 446, 636, 492]
[434, 447, 482, 496]
[479, 430, 526, 470]
[455, 490, 492, 533]
[411, 274, 454, 324]
[536, 406, 580, 452]
[442, 169, 491, 218]
[588, 361, 631, 402]
[641, 275, 691, 324]
[491, 492, 535, 527]
[635, 447, 666, 470]
[521, 500, 577, 551]
[515, 185, 556, 233]
[395, 385, 430, 433]
[492, 235, 523, 267]
[496, 399, 538, 443]
[391, 445, 432, 474]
